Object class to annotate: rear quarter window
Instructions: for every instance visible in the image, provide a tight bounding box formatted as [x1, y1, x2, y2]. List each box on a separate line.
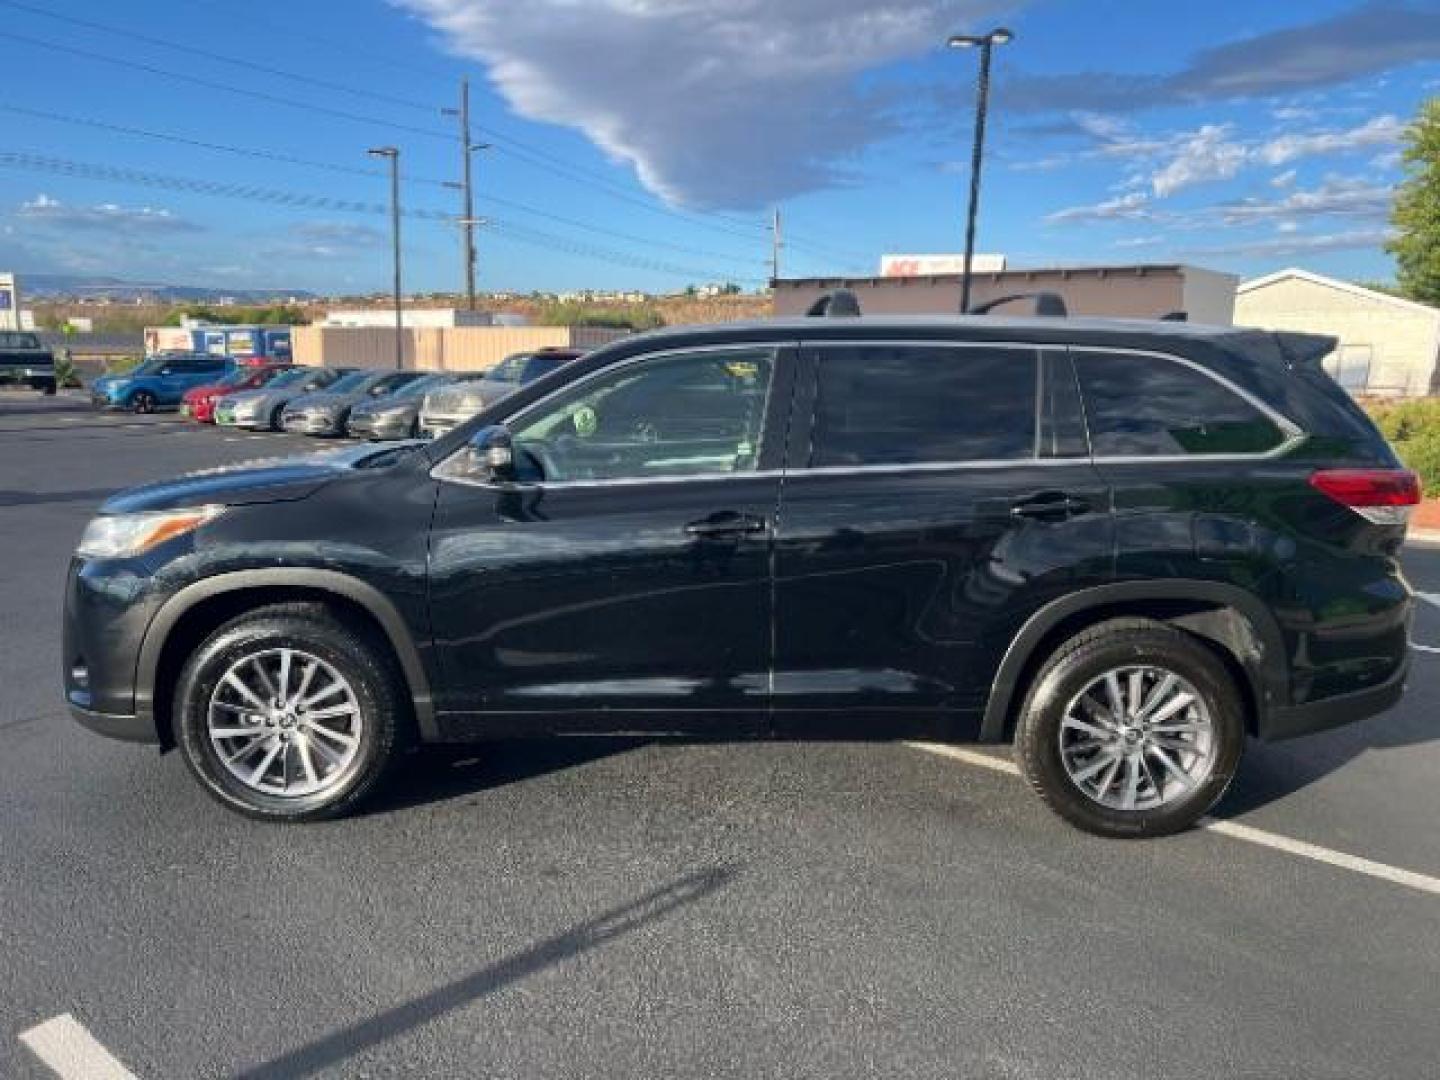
[1074, 350, 1286, 457]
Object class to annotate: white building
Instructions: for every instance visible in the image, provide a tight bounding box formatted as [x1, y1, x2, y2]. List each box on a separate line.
[319, 308, 499, 329]
[1236, 268, 1440, 397]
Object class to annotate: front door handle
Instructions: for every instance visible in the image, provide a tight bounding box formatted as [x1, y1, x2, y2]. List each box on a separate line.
[684, 511, 769, 539]
[1010, 493, 1091, 521]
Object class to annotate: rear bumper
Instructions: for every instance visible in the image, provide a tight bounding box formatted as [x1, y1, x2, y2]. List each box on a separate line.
[1262, 655, 1409, 741]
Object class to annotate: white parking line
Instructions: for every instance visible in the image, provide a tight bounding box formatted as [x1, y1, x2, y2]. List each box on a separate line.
[19, 1014, 138, 1079]
[904, 741, 1440, 898]
[1417, 592, 1440, 610]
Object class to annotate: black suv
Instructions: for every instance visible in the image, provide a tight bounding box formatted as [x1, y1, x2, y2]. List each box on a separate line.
[62, 313, 1418, 836]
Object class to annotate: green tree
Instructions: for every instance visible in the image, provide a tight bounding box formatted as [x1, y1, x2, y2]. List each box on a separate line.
[1388, 97, 1440, 305]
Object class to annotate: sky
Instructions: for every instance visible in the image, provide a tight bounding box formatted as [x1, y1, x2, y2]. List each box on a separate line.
[0, 0, 1436, 296]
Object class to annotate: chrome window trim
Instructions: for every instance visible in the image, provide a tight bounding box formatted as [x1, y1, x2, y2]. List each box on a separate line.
[431, 336, 1310, 489]
[1068, 344, 1306, 460]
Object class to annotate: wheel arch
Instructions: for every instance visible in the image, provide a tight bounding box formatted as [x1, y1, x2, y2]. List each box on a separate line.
[980, 581, 1288, 743]
[136, 569, 436, 749]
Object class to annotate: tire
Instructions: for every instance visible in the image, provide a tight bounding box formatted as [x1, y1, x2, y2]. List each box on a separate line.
[39, 380, 57, 396]
[131, 390, 157, 414]
[1014, 618, 1244, 839]
[268, 403, 285, 431]
[173, 602, 406, 822]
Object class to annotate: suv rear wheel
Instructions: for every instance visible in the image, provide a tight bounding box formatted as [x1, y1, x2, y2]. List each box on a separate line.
[1015, 618, 1243, 838]
[174, 603, 404, 821]
[130, 390, 157, 414]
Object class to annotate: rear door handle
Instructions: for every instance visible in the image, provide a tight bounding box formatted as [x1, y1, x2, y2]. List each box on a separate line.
[684, 512, 769, 538]
[1010, 493, 1091, 521]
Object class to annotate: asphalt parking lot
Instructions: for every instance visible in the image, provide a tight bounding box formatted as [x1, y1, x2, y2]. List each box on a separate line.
[4, 391, 1440, 1079]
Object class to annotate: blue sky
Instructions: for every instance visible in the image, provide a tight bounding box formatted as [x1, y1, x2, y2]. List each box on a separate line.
[0, 0, 1436, 295]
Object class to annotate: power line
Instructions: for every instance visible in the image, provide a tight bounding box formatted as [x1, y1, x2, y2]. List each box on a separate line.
[0, 0, 441, 115]
[0, 151, 764, 284]
[1, 104, 764, 267]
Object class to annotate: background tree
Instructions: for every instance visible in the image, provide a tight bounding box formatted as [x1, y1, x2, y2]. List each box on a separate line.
[1388, 97, 1440, 305]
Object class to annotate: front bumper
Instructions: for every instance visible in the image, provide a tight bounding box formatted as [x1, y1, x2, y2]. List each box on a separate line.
[348, 415, 413, 440]
[282, 411, 341, 435]
[67, 703, 156, 744]
[1, 366, 54, 383]
[419, 416, 463, 439]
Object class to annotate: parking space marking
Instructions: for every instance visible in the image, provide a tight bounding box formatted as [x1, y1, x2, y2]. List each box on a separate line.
[1418, 592, 1440, 610]
[904, 741, 1440, 898]
[19, 1014, 139, 1079]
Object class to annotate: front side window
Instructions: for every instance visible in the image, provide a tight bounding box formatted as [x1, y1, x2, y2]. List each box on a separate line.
[809, 345, 1038, 467]
[1074, 350, 1285, 457]
[506, 348, 775, 483]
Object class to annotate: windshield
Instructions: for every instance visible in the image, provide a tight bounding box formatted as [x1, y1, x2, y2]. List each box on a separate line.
[265, 367, 313, 389]
[127, 358, 167, 377]
[392, 375, 447, 399]
[325, 372, 371, 394]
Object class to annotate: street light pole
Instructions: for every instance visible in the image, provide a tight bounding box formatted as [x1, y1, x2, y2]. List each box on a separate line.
[368, 146, 403, 370]
[947, 27, 1012, 314]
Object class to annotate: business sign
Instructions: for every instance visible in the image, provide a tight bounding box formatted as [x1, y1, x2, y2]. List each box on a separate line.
[880, 254, 1006, 277]
[226, 329, 256, 355]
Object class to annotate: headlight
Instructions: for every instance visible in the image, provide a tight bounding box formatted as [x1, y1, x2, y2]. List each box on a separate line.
[77, 506, 225, 559]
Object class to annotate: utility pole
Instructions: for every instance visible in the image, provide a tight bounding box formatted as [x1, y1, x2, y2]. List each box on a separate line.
[444, 81, 490, 311]
[768, 207, 783, 283]
[947, 27, 1013, 313]
[368, 146, 403, 370]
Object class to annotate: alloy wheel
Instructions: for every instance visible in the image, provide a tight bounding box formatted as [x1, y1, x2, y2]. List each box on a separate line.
[1057, 664, 1217, 811]
[206, 647, 364, 798]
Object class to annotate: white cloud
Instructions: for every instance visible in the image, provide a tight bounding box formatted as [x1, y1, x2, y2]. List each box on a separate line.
[1112, 235, 1164, 248]
[1183, 227, 1390, 259]
[1045, 191, 1152, 225]
[394, 0, 1018, 209]
[1151, 125, 1248, 197]
[17, 193, 200, 234]
[1217, 177, 1392, 226]
[1256, 113, 1402, 166]
[1270, 169, 1298, 189]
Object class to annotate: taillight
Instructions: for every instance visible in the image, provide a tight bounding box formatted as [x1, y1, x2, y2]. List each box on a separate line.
[1309, 468, 1421, 525]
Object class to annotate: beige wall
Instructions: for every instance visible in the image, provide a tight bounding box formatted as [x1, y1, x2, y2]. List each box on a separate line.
[773, 266, 1237, 323]
[292, 325, 629, 372]
[1236, 278, 1440, 397]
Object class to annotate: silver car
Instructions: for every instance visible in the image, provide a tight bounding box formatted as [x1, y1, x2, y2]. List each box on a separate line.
[282, 370, 428, 437]
[216, 367, 354, 430]
[418, 348, 582, 438]
[345, 373, 454, 441]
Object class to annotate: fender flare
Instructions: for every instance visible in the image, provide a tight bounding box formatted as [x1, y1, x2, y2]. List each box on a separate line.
[978, 580, 1288, 742]
[135, 568, 436, 740]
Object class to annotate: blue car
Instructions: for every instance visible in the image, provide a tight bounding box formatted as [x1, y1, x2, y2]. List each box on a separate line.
[91, 352, 232, 413]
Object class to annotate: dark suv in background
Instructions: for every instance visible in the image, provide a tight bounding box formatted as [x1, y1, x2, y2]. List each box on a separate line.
[62, 310, 1417, 836]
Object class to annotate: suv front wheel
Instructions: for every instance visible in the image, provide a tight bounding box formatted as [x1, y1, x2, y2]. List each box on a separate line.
[1015, 618, 1244, 838]
[174, 603, 404, 821]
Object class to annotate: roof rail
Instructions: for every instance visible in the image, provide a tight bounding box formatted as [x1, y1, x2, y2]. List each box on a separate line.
[966, 291, 1068, 317]
[805, 289, 863, 318]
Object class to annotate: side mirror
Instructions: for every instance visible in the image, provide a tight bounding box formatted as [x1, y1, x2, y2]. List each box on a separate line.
[467, 425, 516, 484]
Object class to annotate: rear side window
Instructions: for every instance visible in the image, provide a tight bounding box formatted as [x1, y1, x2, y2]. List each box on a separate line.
[1074, 350, 1285, 457]
[810, 345, 1037, 467]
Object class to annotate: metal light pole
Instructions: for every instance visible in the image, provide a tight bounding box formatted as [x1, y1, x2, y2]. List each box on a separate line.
[947, 27, 1012, 314]
[368, 146, 403, 370]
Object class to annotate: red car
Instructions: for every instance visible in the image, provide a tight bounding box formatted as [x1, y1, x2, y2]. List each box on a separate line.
[180, 364, 292, 423]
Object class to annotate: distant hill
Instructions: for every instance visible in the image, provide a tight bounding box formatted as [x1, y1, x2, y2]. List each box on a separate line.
[17, 273, 317, 303]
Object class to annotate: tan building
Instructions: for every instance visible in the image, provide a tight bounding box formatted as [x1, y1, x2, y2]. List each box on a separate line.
[1236, 268, 1440, 397]
[773, 264, 1238, 324]
[291, 325, 628, 372]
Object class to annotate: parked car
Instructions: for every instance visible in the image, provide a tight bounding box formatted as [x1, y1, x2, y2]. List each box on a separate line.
[215, 367, 356, 431]
[0, 330, 56, 394]
[418, 348, 583, 438]
[281, 370, 428, 436]
[345, 373, 454, 441]
[90, 352, 230, 413]
[63, 309, 1417, 832]
[180, 364, 293, 423]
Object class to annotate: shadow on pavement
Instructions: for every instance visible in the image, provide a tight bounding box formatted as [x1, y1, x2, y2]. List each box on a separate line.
[232, 864, 738, 1080]
[0, 487, 120, 508]
[362, 737, 651, 816]
[1217, 675, 1440, 818]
